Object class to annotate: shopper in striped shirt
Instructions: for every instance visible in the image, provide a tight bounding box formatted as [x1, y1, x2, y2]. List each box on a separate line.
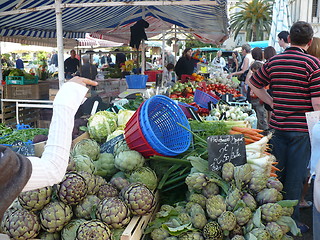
[250, 21, 320, 232]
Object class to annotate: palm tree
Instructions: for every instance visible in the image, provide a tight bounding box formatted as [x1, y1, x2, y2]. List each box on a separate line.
[230, 0, 273, 42]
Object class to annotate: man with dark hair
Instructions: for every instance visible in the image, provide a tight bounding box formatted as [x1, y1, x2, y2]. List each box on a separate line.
[64, 50, 80, 79]
[250, 21, 320, 233]
[277, 30, 290, 50]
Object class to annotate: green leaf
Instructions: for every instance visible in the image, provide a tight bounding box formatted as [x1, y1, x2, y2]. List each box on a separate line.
[276, 200, 299, 208]
[276, 216, 302, 237]
[245, 232, 258, 240]
[162, 223, 193, 236]
[187, 156, 208, 172]
[252, 207, 264, 228]
[79, 126, 88, 132]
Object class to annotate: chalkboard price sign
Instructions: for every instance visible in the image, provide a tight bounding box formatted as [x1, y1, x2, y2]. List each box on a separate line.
[100, 134, 124, 154]
[11, 140, 35, 156]
[207, 134, 246, 171]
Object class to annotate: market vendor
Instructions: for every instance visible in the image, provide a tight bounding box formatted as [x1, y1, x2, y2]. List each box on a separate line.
[174, 48, 196, 80]
[0, 76, 98, 221]
[64, 49, 80, 79]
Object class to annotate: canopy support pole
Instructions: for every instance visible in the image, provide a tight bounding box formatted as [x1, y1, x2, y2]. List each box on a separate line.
[161, 30, 166, 87]
[141, 7, 146, 75]
[55, 0, 65, 88]
[0, 43, 3, 82]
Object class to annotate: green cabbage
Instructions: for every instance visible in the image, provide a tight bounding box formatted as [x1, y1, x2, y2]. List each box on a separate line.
[117, 109, 135, 127]
[88, 111, 118, 142]
[93, 153, 118, 178]
[72, 139, 100, 161]
[73, 155, 96, 174]
[106, 129, 125, 142]
[114, 150, 145, 172]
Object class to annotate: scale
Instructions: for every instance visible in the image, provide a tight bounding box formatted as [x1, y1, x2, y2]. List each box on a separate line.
[118, 82, 154, 99]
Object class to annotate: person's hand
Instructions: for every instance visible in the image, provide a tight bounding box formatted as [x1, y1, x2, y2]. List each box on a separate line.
[68, 76, 98, 87]
[227, 73, 232, 79]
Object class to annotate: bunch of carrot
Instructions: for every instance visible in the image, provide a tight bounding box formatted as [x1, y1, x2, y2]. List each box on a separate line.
[229, 127, 281, 178]
[229, 126, 265, 145]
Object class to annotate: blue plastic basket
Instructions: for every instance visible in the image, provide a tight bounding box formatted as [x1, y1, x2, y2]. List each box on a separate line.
[194, 89, 219, 109]
[125, 75, 148, 89]
[139, 95, 192, 156]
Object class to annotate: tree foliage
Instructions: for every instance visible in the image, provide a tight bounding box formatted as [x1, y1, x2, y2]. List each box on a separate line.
[230, 0, 273, 42]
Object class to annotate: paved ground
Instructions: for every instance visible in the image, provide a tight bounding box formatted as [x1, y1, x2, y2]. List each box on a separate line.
[294, 180, 314, 240]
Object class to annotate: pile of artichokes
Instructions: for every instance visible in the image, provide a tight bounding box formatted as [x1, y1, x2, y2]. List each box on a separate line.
[146, 162, 301, 240]
[0, 137, 159, 240]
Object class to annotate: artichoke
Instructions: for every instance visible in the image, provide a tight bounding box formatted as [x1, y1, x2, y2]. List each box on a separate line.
[266, 222, 284, 240]
[179, 232, 204, 240]
[91, 175, 107, 194]
[61, 218, 86, 240]
[261, 203, 283, 222]
[113, 139, 130, 156]
[72, 154, 96, 174]
[74, 195, 101, 220]
[165, 237, 179, 240]
[39, 201, 73, 233]
[242, 192, 257, 211]
[281, 207, 294, 216]
[185, 172, 208, 193]
[249, 176, 268, 193]
[97, 183, 119, 200]
[225, 188, 242, 211]
[250, 228, 271, 239]
[186, 202, 205, 216]
[78, 171, 98, 195]
[206, 195, 226, 220]
[266, 177, 283, 192]
[76, 220, 112, 240]
[56, 172, 88, 205]
[18, 186, 52, 211]
[150, 228, 170, 240]
[189, 193, 207, 209]
[233, 207, 252, 226]
[72, 138, 100, 160]
[67, 156, 77, 172]
[256, 188, 279, 205]
[230, 224, 243, 237]
[37, 231, 61, 240]
[222, 162, 234, 181]
[202, 182, 219, 198]
[94, 152, 118, 178]
[129, 166, 158, 190]
[96, 197, 131, 229]
[178, 213, 192, 225]
[234, 164, 252, 189]
[202, 221, 223, 240]
[1, 208, 40, 240]
[192, 213, 207, 229]
[217, 211, 237, 231]
[114, 150, 145, 172]
[110, 171, 130, 191]
[121, 183, 156, 215]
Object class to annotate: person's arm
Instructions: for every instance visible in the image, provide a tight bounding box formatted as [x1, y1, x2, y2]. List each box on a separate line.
[312, 97, 320, 111]
[228, 57, 249, 78]
[221, 57, 226, 68]
[22, 77, 97, 192]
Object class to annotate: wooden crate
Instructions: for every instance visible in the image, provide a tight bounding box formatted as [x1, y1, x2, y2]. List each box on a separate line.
[121, 191, 160, 240]
[2, 82, 49, 100]
[0, 101, 39, 127]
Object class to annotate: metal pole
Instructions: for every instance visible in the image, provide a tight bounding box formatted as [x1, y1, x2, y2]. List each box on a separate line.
[55, 0, 65, 88]
[141, 7, 146, 75]
[0, 43, 3, 82]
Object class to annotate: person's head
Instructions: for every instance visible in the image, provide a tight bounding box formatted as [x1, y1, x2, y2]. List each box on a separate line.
[277, 31, 290, 48]
[250, 61, 263, 72]
[241, 43, 251, 55]
[289, 21, 314, 47]
[216, 50, 222, 57]
[264, 46, 277, 60]
[166, 63, 174, 71]
[307, 37, 320, 59]
[182, 48, 192, 58]
[82, 55, 90, 64]
[251, 47, 263, 61]
[70, 50, 76, 58]
[232, 51, 239, 58]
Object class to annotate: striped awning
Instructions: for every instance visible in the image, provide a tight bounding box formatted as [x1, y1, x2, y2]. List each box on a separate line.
[0, 0, 229, 45]
[76, 34, 123, 47]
